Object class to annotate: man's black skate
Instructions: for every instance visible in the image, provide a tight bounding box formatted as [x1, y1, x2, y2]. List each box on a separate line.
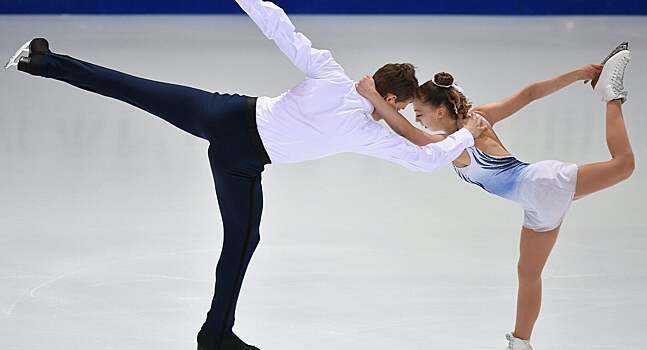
[197, 332, 260, 350]
[5, 38, 51, 76]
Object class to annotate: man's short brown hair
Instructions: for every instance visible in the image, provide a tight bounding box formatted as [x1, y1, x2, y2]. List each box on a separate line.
[373, 63, 418, 102]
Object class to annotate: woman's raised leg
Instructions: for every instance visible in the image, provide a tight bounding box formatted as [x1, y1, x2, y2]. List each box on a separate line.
[575, 100, 635, 199]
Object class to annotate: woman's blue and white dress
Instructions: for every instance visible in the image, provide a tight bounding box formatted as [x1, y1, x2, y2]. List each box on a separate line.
[454, 147, 578, 232]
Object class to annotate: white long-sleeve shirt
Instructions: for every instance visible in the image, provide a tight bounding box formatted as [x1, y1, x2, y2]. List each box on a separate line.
[236, 0, 474, 172]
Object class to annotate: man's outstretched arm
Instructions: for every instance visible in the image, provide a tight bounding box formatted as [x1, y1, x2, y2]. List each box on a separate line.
[354, 122, 476, 173]
[235, 0, 345, 79]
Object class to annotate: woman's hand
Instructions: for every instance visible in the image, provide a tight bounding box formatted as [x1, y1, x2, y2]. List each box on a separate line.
[576, 64, 603, 81]
[461, 112, 489, 139]
[356, 75, 383, 121]
[356, 75, 380, 100]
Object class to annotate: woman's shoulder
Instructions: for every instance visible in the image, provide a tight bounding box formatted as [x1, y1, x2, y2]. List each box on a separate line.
[474, 129, 512, 157]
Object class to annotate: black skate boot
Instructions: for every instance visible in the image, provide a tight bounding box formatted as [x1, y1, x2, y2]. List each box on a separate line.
[5, 38, 51, 76]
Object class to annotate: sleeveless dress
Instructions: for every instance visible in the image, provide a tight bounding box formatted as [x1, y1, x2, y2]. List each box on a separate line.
[453, 146, 579, 232]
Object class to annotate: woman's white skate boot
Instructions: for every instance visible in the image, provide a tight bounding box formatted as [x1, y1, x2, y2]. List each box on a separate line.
[505, 333, 534, 350]
[592, 45, 631, 103]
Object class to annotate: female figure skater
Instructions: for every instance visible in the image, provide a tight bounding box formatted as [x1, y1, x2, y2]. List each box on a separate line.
[4, 1, 485, 349]
[356, 44, 634, 349]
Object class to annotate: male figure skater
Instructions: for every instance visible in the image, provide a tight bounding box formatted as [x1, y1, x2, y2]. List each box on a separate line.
[6, 0, 486, 349]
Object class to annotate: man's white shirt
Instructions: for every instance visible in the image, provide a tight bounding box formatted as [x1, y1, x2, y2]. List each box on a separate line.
[236, 0, 475, 172]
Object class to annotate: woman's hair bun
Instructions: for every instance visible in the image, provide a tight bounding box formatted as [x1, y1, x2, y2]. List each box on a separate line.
[433, 72, 454, 88]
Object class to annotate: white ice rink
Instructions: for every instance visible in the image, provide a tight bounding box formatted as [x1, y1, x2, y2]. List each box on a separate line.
[1, 15, 646, 350]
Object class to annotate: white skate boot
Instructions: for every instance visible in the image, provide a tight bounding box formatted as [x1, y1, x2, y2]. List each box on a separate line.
[592, 43, 631, 103]
[505, 333, 534, 350]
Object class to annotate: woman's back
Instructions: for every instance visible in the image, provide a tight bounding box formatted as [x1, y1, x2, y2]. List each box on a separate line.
[452, 130, 530, 201]
[452, 128, 578, 232]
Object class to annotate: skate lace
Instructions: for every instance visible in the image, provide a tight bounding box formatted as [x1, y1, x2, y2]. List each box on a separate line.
[610, 55, 630, 93]
[506, 333, 514, 350]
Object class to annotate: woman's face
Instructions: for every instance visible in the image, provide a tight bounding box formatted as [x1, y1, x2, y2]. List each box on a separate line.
[413, 100, 448, 131]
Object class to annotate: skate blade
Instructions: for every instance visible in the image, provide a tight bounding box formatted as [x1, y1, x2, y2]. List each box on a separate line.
[600, 42, 630, 65]
[4, 40, 31, 70]
[585, 41, 630, 84]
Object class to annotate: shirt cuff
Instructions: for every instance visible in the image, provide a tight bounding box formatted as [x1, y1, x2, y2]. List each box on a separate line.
[453, 128, 475, 148]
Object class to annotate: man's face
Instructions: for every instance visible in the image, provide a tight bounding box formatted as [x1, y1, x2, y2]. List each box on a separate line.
[385, 94, 413, 112]
[394, 99, 413, 112]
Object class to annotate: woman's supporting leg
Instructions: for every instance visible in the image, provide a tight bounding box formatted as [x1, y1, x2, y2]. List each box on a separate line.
[513, 225, 560, 340]
[37, 51, 221, 140]
[575, 100, 635, 199]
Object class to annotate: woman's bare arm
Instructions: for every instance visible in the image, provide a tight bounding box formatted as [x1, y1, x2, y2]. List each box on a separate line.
[474, 64, 602, 126]
[367, 94, 443, 146]
[356, 76, 484, 146]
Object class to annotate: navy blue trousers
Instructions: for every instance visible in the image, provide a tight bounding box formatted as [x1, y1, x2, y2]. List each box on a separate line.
[38, 52, 271, 349]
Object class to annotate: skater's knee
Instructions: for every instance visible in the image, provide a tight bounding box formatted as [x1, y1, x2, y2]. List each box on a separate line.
[249, 230, 261, 248]
[517, 262, 542, 284]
